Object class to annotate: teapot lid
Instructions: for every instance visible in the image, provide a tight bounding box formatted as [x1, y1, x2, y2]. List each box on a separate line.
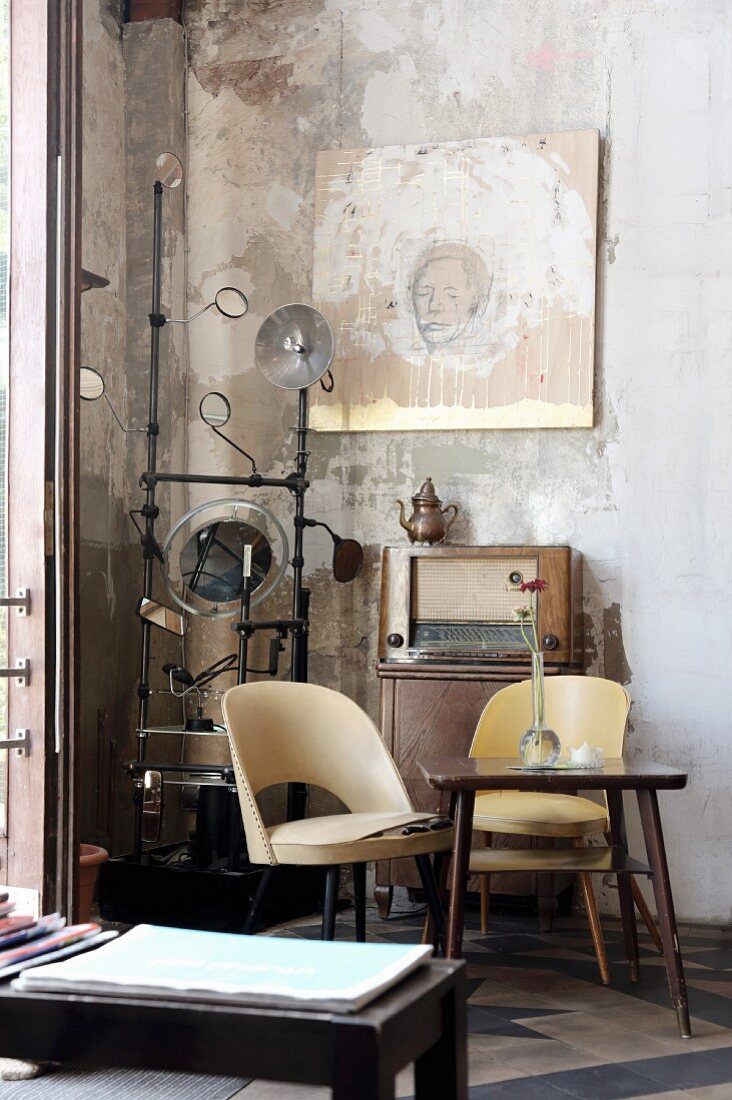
[412, 477, 441, 503]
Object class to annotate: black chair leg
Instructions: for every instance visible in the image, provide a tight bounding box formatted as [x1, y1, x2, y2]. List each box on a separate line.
[244, 866, 277, 934]
[322, 865, 340, 940]
[415, 854, 446, 955]
[353, 862, 367, 942]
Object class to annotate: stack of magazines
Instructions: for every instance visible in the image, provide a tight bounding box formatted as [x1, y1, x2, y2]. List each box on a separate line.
[13, 924, 431, 1012]
[0, 891, 117, 981]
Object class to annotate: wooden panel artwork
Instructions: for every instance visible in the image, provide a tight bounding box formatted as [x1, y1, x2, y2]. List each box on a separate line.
[312, 130, 599, 431]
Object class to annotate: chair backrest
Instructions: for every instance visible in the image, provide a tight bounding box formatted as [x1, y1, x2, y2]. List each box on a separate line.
[469, 675, 630, 758]
[222, 681, 413, 865]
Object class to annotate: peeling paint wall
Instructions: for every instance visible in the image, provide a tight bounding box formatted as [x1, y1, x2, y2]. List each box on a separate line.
[173, 0, 732, 922]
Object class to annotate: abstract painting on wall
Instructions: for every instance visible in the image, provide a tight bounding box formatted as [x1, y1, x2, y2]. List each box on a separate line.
[311, 129, 598, 431]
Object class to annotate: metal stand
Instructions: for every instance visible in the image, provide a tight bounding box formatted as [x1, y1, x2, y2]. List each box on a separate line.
[133, 181, 163, 861]
[131, 181, 315, 858]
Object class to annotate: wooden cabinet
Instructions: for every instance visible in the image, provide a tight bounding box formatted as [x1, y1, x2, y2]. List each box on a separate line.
[375, 664, 541, 915]
[374, 545, 582, 921]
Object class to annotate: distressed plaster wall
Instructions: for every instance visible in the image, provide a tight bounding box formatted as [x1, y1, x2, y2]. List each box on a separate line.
[81, 4, 188, 853]
[181, 0, 731, 922]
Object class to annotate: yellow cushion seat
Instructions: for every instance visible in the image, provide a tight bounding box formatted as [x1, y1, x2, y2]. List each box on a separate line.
[473, 790, 609, 838]
[267, 811, 454, 865]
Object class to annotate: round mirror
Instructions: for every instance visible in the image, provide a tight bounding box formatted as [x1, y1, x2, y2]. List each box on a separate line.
[214, 287, 249, 319]
[163, 499, 288, 618]
[156, 151, 183, 189]
[333, 538, 364, 583]
[199, 391, 231, 428]
[80, 366, 105, 402]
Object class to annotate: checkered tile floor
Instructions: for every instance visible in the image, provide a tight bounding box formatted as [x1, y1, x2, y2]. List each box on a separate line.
[237, 905, 732, 1099]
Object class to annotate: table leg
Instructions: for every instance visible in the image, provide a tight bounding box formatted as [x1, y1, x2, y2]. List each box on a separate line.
[332, 1021, 395, 1099]
[606, 789, 640, 982]
[414, 980, 468, 1099]
[637, 788, 692, 1038]
[446, 790, 475, 960]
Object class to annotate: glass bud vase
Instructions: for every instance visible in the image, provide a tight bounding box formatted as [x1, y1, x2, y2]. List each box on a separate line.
[519, 652, 561, 766]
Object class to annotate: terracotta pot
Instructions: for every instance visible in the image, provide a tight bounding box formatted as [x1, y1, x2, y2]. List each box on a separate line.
[78, 843, 108, 921]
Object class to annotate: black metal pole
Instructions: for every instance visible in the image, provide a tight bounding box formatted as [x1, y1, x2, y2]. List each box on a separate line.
[287, 388, 309, 822]
[141, 471, 307, 491]
[237, 574, 252, 686]
[290, 387, 308, 682]
[133, 180, 164, 863]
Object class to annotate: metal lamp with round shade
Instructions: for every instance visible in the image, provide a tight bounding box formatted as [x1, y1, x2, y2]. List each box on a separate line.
[254, 304, 334, 390]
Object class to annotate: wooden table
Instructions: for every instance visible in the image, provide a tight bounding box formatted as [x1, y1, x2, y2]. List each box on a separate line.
[0, 958, 467, 1100]
[418, 756, 691, 1038]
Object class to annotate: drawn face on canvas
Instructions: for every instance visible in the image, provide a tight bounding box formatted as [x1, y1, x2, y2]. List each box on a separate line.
[410, 246, 491, 353]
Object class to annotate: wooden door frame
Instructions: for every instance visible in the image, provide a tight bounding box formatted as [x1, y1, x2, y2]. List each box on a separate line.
[2, 0, 81, 917]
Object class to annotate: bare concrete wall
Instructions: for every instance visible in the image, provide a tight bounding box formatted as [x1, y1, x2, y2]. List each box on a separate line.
[80, 0, 139, 851]
[81, 4, 189, 853]
[178, 0, 732, 923]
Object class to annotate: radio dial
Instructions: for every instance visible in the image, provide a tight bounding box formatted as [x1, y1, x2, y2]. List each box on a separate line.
[509, 571, 523, 585]
[387, 633, 404, 648]
[542, 634, 559, 650]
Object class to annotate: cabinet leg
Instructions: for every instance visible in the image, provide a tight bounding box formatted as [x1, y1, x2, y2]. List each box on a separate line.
[374, 884, 393, 920]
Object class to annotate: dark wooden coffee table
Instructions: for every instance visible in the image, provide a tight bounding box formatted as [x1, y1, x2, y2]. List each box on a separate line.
[418, 755, 691, 1038]
[0, 957, 466, 1099]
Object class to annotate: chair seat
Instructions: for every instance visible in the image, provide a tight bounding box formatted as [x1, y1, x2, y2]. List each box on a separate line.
[473, 790, 608, 837]
[267, 812, 454, 865]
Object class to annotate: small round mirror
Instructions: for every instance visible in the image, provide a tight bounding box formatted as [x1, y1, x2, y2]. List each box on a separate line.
[156, 151, 183, 189]
[333, 539, 364, 583]
[214, 287, 249, 319]
[199, 391, 231, 428]
[80, 366, 105, 402]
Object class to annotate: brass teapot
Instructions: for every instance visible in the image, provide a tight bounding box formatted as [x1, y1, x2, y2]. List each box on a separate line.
[396, 478, 459, 544]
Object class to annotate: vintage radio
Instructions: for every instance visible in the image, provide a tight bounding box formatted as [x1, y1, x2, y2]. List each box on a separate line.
[378, 545, 582, 668]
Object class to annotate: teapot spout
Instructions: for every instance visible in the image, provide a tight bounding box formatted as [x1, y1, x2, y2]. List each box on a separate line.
[395, 499, 412, 535]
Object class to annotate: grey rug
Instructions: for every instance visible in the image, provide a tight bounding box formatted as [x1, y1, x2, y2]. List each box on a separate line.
[0, 1065, 249, 1098]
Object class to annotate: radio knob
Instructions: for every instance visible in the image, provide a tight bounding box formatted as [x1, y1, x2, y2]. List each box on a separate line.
[387, 633, 404, 648]
[509, 571, 523, 585]
[542, 634, 559, 651]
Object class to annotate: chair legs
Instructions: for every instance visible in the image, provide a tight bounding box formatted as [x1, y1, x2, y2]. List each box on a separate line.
[415, 854, 446, 955]
[244, 866, 278, 934]
[537, 836, 556, 933]
[604, 830, 664, 953]
[573, 838, 610, 985]
[479, 832, 492, 933]
[321, 865, 340, 940]
[353, 862, 367, 943]
[632, 877, 665, 954]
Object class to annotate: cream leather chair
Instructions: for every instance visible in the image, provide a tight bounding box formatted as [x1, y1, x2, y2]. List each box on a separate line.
[468, 676, 662, 983]
[222, 681, 453, 944]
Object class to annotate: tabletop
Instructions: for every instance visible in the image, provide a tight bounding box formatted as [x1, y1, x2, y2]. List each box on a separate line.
[0, 959, 466, 1086]
[417, 757, 688, 792]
